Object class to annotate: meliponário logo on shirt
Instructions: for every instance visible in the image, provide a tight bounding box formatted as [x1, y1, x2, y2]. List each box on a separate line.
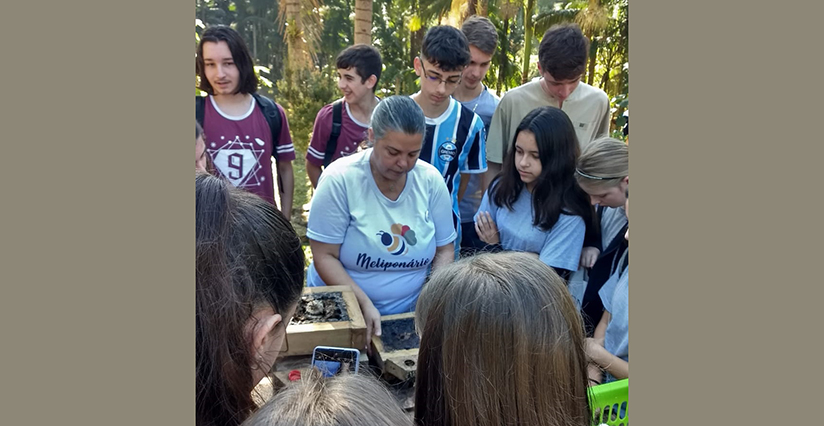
[376, 223, 417, 256]
[356, 253, 431, 271]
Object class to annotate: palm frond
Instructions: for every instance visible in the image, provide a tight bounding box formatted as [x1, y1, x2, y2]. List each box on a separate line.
[575, 1, 609, 36]
[533, 8, 580, 36]
[419, 0, 452, 22]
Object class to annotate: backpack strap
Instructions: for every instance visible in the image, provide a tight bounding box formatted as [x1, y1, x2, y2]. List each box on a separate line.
[252, 93, 284, 194]
[252, 93, 282, 147]
[323, 100, 344, 168]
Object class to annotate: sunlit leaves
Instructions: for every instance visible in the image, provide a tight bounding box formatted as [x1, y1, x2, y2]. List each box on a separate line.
[410, 15, 422, 32]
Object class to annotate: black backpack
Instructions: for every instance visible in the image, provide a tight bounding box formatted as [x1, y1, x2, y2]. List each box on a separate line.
[323, 100, 344, 168]
[196, 93, 284, 192]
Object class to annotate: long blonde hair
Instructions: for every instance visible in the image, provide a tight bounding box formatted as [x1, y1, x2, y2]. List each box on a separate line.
[575, 137, 629, 192]
[242, 369, 412, 426]
[414, 252, 592, 426]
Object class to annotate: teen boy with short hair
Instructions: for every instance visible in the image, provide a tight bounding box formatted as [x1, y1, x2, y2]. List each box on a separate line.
[410, 25, 487, 254]
[485, 23, 610, 188]
[453, 16, 500, 255]
[306, 45, 383, 188]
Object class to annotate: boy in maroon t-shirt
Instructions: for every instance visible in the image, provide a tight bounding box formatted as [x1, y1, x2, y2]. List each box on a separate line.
[196, 26, 296, 218]
[305, 45, 382, 188]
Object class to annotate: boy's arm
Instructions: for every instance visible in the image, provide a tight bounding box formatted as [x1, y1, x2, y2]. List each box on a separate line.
[277, 160, 294, 220]
[457, 174, 470, 203]
[484, 97, 509, 192]
[307, 161, 323, 189]
[306, 105, 333, 189]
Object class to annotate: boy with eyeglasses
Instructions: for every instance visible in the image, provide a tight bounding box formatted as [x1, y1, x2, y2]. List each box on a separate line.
[410, 25, 487, 256]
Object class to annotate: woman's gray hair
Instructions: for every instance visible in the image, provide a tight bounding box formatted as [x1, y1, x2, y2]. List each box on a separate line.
[368, 95, 426, 146]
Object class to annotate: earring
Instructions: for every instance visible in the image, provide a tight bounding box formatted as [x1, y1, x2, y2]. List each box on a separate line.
[250, 355, 265, 370]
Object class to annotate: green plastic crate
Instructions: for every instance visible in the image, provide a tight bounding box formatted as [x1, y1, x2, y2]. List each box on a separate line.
[589, 379, 628, 426]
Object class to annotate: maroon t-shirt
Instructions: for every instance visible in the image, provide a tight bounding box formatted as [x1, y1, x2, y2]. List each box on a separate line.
[305, 99, 373, 167]
[203, 95, 295, 205]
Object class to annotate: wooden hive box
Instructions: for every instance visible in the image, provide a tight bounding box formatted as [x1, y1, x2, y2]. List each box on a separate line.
[373, 312, 420, 381]
[281, 286, 367, 356]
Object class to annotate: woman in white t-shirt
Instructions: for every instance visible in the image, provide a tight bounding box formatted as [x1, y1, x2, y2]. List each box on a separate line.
[306, 95, 456, 351]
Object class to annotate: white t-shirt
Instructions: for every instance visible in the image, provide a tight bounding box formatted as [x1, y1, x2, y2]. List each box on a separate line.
[306, 148, 457, 315]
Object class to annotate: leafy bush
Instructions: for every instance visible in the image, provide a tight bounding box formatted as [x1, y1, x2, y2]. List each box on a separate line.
[274, 66, 340, 154]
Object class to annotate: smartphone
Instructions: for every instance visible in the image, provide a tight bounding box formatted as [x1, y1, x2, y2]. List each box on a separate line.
[311, 346, 360, 377]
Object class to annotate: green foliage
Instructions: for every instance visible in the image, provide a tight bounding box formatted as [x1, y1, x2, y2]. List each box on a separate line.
[534, 3, 582, 37]
[195, 0, 628, 137]
[372, 0, 420, 96]
[486, 5, 525, 96]
[275, 66, 340, 154]
[317, 0, 354, 70]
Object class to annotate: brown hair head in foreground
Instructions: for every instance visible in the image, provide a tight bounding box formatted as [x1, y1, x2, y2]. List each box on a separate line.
[415, 251, 592, 426]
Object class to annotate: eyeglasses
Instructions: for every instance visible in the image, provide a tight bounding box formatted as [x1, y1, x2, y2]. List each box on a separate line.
[419, 57, 462, 88]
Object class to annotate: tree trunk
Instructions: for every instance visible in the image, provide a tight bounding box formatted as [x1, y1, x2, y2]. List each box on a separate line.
[586, 38, 597, 86]
[354, 0, 372, 45]
[599, 46, 617, 91]
[497, 18, 509, 96]
[410, 28, 424, 63]
[478, 0, 488, 17]
[284, 0, 310, 75]
[600, 68, 610, 91]
[409, 0, 424, 64]
[520, 0, 535, 85]
[252, 22, 257, 61]
[462, 0, 477, 21]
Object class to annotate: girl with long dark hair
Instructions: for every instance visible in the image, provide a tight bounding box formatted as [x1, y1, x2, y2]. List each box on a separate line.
[474, 106, 595, 278]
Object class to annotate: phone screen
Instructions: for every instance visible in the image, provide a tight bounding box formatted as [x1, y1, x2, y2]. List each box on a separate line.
[311, 346, 359, 377]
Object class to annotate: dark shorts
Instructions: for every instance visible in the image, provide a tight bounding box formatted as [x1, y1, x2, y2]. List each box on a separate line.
[459, 221, 489, 258]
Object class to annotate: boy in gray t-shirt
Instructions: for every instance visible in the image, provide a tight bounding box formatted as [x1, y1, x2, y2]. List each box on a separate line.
[453, 16, 501, 255]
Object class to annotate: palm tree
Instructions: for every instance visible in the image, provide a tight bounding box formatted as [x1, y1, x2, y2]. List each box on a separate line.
[573, 0, 609, 85]
[354, 0, 373, 45]
[278, 0, 322, 75]
[519, 0, 535, 84]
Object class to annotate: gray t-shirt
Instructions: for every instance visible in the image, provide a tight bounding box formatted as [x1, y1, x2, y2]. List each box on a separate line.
[475, 186, 585, 272]
[567, 206, 628, 307]
[457, 86, 500, 223]
[599, 250, 628, 382]
[599, 206, 628, 249]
